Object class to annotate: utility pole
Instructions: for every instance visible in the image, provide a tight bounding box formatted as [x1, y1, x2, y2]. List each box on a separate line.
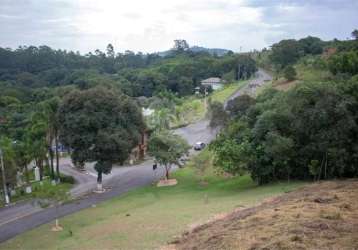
[0, 148, 10, 205]
[204, 85, 208, 111]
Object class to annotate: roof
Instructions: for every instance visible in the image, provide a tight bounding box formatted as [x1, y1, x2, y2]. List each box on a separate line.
[201, 77, 222, 85]
[142, 108, 154, 117]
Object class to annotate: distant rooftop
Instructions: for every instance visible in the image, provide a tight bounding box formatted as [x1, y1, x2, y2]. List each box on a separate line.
[142, 107, 154, 117]
[201, 77, 222, 85]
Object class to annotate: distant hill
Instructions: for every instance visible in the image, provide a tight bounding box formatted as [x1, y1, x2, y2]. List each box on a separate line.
[156, 46, 231, 57]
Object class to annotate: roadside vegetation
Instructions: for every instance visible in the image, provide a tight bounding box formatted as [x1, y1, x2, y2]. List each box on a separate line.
[0, 178, 72, 207]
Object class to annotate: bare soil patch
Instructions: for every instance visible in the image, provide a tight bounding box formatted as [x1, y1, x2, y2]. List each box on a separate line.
[157, 179, 178, 187]
[171, 180, 358, 250]
[274, 79, 299, 91]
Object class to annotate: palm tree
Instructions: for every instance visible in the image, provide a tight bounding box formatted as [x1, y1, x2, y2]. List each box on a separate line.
[14, 133, 33, 192]
[28, 110, 49, 183]
[152, 108, 176, 130]
[42, 97, 61, 183]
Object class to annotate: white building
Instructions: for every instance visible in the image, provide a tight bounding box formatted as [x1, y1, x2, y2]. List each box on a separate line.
[142, 107, 154, 117]
[201, 77, 225, 90]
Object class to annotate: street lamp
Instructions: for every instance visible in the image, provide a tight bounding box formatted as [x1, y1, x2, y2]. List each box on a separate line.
[0, 148, 10, 205]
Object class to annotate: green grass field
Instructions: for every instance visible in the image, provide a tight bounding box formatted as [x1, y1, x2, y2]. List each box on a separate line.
[1, 161, 305, 250]
[210, 80, 248, 103]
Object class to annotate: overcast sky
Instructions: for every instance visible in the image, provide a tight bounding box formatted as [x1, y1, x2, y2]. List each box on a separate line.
[0, 0, 357, 54]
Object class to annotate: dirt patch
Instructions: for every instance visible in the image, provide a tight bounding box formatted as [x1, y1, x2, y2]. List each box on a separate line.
[157, 179, 178, 187]
[170, 180, 358, 250]
[274, 80, 299, 91]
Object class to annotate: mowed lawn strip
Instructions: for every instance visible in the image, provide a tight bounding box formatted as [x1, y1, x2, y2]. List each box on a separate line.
[1, 166, 305, 250]
[210, 80, 248, 103]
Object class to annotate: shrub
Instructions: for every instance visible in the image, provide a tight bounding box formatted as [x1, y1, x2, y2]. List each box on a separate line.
[60, 175, 76, 184]
[284, 66, 297, 81]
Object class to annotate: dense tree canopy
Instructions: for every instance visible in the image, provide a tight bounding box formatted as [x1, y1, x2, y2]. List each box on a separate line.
[0, 43, 257, 98]
[268, 36, 325, 70]
[58, 86, 145, 188]
[211, 78, 358, 184]
[328, 50, 358, 76]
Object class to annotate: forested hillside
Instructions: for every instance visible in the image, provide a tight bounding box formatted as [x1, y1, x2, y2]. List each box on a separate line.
[0, 41, 256, 98]
[210, 30, 358, 184]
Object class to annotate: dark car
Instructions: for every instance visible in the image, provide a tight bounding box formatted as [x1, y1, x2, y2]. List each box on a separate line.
[194, 142, 206, 150]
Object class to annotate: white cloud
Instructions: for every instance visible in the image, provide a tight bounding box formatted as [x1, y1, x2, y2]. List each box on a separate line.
[0, 0, 357, 53]
[62, 0, 265, 52]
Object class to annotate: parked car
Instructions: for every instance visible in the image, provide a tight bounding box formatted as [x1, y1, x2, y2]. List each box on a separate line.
[194, 142, 206, 151]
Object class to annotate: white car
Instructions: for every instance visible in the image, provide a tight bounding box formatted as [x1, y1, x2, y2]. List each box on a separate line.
[194, 142, 206, 151]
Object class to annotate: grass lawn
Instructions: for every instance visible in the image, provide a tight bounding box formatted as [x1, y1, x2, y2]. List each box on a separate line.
[1, 163, 305, 250]
[210, 80, 248, 103]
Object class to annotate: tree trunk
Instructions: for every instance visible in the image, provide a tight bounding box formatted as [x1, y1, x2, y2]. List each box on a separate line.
[317, 155, 325, 181]
[49, 146, 55, 180]
[39, 159, 43, 182]
[324, 152, 328, 180]
[55, 132, 60, 183]
[24, 164, 29, 184]
[97, 170, 103, 191]
[24, 164, 32, 193]
[165, 165, 170, 180]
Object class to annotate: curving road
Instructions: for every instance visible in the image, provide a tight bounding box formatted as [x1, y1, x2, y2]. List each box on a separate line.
[59, 119, 218, 198]
[225, 68, 272, 107]
[0, 69, 271, 243]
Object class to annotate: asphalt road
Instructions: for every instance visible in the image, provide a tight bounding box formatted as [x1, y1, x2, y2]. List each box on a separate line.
[0, 69, 271, 243]
[224, 68, 272, 107]
[60, 119, 218, 198]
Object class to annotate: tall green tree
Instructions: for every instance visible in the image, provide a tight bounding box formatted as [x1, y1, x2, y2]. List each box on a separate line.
[148, 130, 189, 180]
[42, 97, 61, 182]
[28, 111, 48, 182]
[58, 86, 145, 190]
[283, 66, 297, 81]
[270, 39, 301, 69]
[208, 101, 228, 128]
[226, 95, 256, 119]
[0, 137, 17, 188]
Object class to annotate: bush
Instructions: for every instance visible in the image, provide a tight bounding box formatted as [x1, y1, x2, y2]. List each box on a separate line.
[328, 50, 358, 76]
[60, 175, 76, 184]
[284, 66, 297, 81]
